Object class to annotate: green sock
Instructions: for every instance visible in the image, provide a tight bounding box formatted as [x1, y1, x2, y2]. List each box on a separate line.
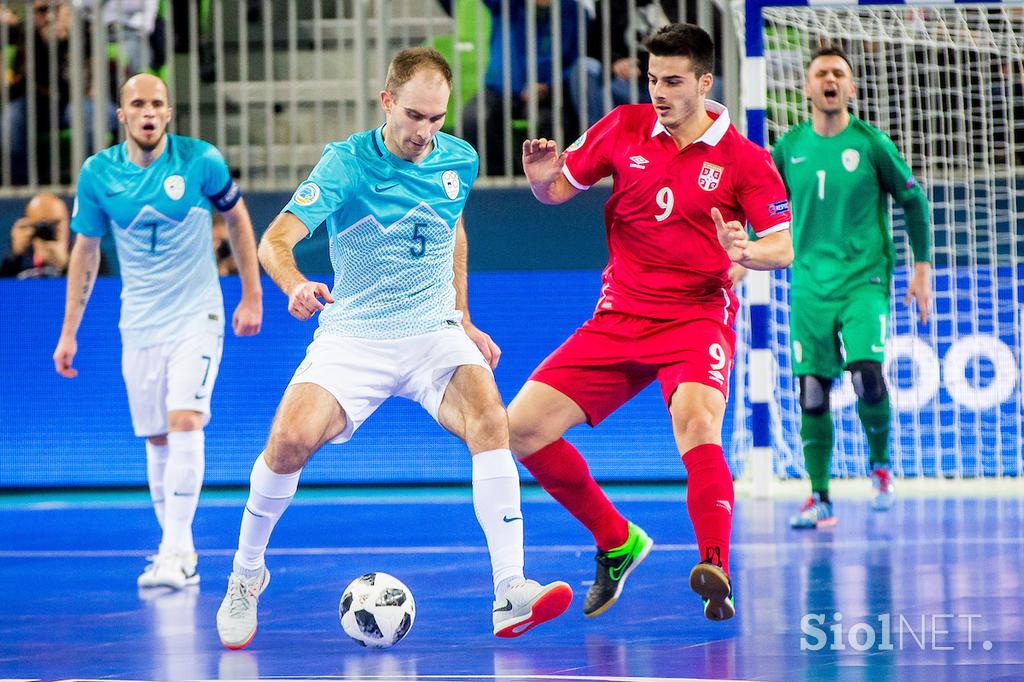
[858, 395, 891, 466]
[800, 410, 834, 493]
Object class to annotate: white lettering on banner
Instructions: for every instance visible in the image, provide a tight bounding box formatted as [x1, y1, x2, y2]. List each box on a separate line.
[943, 335, 1018, 410]
[829, 334, 1017, 411]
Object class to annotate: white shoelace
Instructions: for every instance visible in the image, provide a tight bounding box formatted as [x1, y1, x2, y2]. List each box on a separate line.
[227, 574, 259, 618]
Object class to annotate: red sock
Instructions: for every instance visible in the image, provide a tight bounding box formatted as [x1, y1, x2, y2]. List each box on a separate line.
[520, 439, 628, 551]
[682, 443, 734, 575]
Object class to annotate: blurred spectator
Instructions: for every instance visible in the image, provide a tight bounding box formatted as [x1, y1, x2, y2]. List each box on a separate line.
[571, 0, 675, 126]
[1, 192, 70, 278]
[211, 212, 237, 276]
[3, 0, 118, 185]
[72, 0, 163, 75]
[461, 0, 582, 175]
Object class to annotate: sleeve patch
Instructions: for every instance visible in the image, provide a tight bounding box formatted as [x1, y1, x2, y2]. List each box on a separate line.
[768, 199, 790, 217]
[566, 131, 587, 152]
[293, 181, 321, 206]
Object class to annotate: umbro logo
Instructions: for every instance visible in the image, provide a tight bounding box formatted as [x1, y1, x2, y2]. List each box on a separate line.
[629, 155, 650, 170]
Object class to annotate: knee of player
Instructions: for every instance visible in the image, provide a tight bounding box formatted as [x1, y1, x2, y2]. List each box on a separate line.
[465, 403, 509, 445]
[798, 375, 833, 415]
[507, 409, 556, 458]
[669, 408, 718, 443]
[848, 361, 888, 404]
[168, 410, 204, 432]
[266, 423, 318, 470]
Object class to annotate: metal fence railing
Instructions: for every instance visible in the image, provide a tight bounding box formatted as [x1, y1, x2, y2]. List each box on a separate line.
[0, 0, 740, 196]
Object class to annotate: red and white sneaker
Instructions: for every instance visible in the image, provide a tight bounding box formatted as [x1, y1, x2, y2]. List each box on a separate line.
[871, 466, 895, 511]
[492, 579, 572, 638]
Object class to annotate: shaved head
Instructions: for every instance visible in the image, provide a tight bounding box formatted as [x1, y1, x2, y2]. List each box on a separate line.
[25, 192, 68, 223]
[119, 73, 169, 107]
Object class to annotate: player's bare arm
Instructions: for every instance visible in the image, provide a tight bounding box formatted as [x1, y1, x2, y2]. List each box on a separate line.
[522, 138, 580, 205]
[453, 215, 500, 369]
[904, 261, 932, 325]
[222, 197, 263, 336]
[712, 207, 793, 270]
[257, 211, 334, 322]
[53, 234, 102, 378]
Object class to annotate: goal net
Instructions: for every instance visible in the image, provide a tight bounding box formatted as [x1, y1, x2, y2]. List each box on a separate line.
[731, 3, 1024, 481]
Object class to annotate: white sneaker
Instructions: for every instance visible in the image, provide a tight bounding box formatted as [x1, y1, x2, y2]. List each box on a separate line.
[217, 566, 271, 650]
[492, 579, 572, 638]
[137, 552, 200, 589]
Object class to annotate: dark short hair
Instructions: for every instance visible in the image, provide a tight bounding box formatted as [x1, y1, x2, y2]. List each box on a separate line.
[385, 47, 452, 95]
[808, 45, 853, 73]
[643, 23, 715, 76]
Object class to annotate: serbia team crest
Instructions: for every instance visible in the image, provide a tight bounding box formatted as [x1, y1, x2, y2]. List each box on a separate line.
[698, 162, 723, 191]
[442, 170, 459, 200]
[164, 175, 185, 200]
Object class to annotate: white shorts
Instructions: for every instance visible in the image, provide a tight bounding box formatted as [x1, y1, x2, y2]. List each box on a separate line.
[122, 331, 224, 437]
[288, 327, 492, 444]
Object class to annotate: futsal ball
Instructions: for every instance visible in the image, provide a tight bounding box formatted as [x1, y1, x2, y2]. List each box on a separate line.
[339, 572, 416, 648]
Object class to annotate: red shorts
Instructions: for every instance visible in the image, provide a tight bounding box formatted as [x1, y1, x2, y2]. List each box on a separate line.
[530, 307, 736, 426]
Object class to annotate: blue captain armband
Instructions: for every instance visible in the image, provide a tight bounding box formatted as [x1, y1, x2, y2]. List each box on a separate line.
[210, 178, 242, 212]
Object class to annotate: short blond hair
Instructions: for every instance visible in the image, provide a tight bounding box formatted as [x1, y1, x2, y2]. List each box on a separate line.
[384, 47, 452, 95]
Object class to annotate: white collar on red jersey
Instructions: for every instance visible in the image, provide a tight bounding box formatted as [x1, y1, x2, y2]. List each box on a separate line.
[651, 100, 730, 146]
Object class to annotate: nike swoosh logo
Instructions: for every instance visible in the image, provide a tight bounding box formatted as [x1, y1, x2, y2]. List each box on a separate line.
[493, 599, 513, 613]
[194, 393, 207, 400]
[172, 491, 195, 497]
[871, 345, 885, 352]
[608, 555, 632, 581]
[502, 515, 522, 523]
[790, 157, 807, 164]
[244, 505, 265, 518]
[105, 187, 127, 196]
[375, 183, 398, 192]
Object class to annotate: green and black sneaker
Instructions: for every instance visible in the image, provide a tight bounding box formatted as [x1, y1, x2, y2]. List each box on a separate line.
[689, 560, 734, 621]
[583, 522, 653, 618]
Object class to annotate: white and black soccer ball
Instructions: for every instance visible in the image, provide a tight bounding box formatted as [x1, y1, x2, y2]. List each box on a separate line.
[339, 572, 416, 649]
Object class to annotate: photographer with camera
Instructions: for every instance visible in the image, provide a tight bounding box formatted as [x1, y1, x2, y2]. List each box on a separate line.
[1, 192, 71, 279]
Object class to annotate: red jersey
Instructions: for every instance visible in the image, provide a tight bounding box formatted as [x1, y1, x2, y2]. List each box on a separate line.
[563, 102, 791, 319]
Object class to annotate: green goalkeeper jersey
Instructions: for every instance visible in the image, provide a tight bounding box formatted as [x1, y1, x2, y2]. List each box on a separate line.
[771, 115, 930, 298]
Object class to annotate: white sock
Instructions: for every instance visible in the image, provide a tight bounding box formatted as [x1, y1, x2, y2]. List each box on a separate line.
[472, 448, 525, 599]
[234, 453, 301, 572]
[145, 441, 170, 528]
[160, 430, 205, 555]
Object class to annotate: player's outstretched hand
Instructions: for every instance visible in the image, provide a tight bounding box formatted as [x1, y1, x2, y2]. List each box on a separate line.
[53, 334, 78, 378]
[905, 262, 932, 325]
[464, 320, 501, 369]
[522, 138, 565, 185]
[288, 281, 334, 321]
[233, 295, 263, 336]
[713, 207, 749, 263]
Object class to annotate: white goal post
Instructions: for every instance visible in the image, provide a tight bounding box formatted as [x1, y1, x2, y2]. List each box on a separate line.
[731, 0, 1024, 494]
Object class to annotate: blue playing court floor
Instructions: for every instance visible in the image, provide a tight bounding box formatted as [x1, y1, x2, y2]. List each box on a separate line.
[0, 486, 1021, 681]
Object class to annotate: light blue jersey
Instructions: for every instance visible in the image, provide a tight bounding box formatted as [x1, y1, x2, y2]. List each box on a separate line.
[284, 126, 479, 339]
[72, 134, 241, 347]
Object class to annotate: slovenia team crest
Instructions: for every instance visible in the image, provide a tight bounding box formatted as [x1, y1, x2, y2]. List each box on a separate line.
[442, 170, 460, 200]
[698, 162, 723, 191]
[163, 175, 185, 200]
[842, 148, 860, 172]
